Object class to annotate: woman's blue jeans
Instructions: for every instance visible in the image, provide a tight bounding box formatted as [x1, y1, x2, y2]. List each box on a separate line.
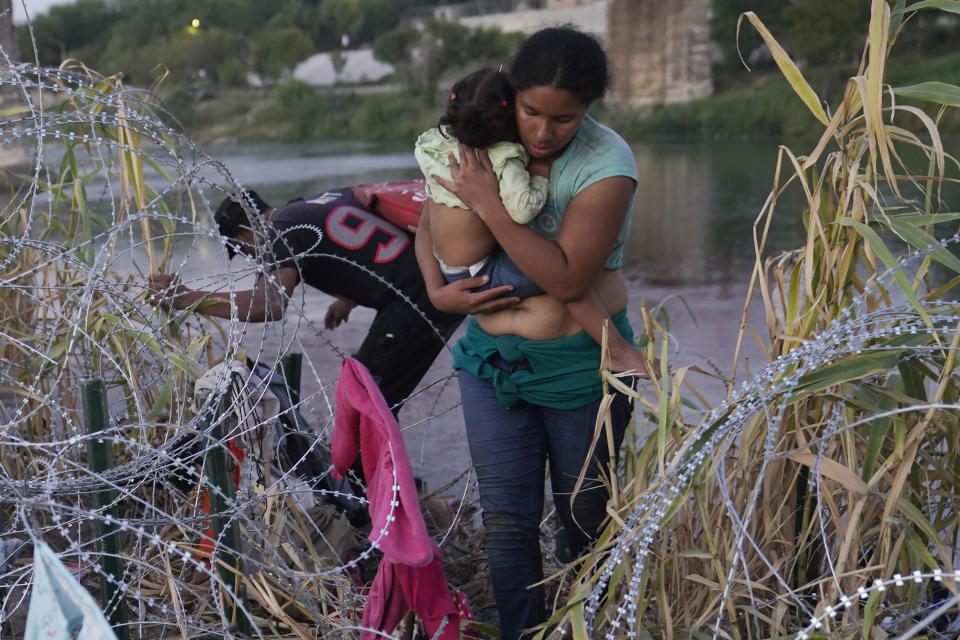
[459, 368, 633, 639]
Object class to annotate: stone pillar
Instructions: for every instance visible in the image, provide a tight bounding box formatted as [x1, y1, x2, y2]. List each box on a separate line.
[0, 0, 15, 61]
[606, 0, 712, 107]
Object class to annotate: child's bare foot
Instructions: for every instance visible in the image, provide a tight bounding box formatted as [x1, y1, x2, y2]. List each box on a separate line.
[606, 346, 651, 378]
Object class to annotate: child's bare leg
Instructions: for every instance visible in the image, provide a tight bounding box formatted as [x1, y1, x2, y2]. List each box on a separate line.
[565, 290, 650, 377]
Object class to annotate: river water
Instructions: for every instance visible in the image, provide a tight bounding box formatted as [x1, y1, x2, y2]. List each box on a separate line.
[205, 138, 807, 288]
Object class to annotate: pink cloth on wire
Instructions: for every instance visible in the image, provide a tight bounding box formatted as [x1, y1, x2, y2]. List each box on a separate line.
[331, 358, 462, 638]
[365, 547, 461, 639]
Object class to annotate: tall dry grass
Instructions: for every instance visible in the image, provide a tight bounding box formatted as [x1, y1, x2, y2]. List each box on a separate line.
[547, 1, 960, 638]
[0, 63, 208, 421]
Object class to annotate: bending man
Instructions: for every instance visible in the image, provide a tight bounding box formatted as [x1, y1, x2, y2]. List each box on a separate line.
[148, 186, 474, 414]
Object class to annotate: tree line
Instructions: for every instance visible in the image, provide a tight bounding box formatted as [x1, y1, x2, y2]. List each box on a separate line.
[22, 0, 959, 92]
[19, 0, 959, 146]
[19, 0, 481, 88]
[711, 0, 959, 90]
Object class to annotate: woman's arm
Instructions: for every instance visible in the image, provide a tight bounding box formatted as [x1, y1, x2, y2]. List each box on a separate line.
[435, 144, 634, 303]
[148, 268, 298, 322]
[414, 201, 520, 315]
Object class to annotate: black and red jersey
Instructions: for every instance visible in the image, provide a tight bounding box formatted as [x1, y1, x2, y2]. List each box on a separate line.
[265, 188, 427, 312]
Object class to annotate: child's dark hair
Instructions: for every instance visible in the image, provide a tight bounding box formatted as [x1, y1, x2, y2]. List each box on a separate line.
[438, 67, 518, 148]
[509, 25, 609, 106]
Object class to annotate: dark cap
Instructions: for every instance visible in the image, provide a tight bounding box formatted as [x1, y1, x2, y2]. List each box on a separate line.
[214, 190, 268, 258]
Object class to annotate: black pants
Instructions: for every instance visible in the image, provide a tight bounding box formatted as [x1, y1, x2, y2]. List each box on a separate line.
[354, 297, 463, 414]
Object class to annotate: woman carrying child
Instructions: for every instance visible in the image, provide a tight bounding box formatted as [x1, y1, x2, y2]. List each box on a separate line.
[415, 26, 646, 639]
[415, 65, 646, 373]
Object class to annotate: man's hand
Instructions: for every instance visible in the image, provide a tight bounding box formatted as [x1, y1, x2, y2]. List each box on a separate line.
[427, 275, 520, 315]
[325, 297, 356, 329]
[147, 272, 188, 309]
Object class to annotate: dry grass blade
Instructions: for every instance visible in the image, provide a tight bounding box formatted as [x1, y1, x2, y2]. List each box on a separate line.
[738, 12, 828, 125]
[162, 548, 190, 640]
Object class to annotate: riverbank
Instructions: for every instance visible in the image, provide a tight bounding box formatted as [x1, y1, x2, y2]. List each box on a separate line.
[166, 51, 960, 147]
[607, 51, 960, 141]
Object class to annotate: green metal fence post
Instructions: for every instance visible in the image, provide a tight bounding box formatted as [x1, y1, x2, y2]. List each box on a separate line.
[279, 352, 302, 406]
[81, 378, 130, 640]
[201, 392, 250, 635]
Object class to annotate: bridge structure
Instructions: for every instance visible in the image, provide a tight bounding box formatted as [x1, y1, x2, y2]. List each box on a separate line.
[0, 0, 14, 61]
[462, 0, 713, 107]
[605, 0, 713, 107]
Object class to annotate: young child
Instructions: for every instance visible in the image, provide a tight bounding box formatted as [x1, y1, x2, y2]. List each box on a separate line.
[415, 67, 648, 374]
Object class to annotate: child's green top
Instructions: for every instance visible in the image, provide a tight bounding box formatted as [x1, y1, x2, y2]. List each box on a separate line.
[414, 126, 549, 224]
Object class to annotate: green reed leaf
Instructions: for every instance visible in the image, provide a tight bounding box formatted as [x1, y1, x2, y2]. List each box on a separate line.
[878, 215, 960, 275]
[863, 587, 881, 638]
[894, 81, 960, 107]
[898, 359, 930, 401]
[569, 603, 588, 640]
[789, 351, 903, 401]
[841, 219, 931, 325]
[855, 385, 897, 480]
[147, 377, 174, 424]
[891, 0, 960, 16]
[898, 501, 946, 557]
[884, 212, 960, 226]
[662, 482, 692, 523]
[463, 621, 500, 637]
[925, 274, 960, 300]
[888, 0, 907, 42]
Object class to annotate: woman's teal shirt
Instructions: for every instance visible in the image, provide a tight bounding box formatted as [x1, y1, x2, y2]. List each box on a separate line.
[452, 115, 639, 408]
[452, 311, 633, 409]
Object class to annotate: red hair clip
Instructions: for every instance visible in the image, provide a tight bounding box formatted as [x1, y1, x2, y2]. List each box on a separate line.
[500, 99, 508, 107]
[450, 92, 457, 101]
